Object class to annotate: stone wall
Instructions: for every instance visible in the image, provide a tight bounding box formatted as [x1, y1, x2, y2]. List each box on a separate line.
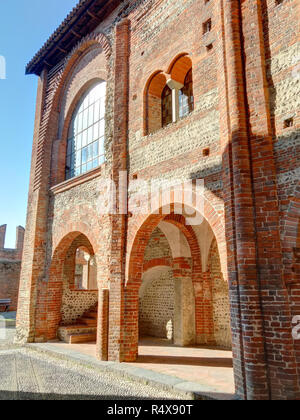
[139, 268, 174, 340]
[209, 240, 231, 349]
[139, 228, 174, 339]
[0, 261, 21, 312]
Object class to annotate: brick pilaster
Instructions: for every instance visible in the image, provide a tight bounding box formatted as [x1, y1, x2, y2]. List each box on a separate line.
[96, 288, 109, 361]
[107, 19, 130, 362]
[219, 0, 269, 400]
[16, 67, 50, 344]
[240, 0, 300, 400]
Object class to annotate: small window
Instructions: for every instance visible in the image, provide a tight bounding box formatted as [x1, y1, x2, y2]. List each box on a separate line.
[206, 43, 214, 52]
[162, 85, 173, 127]
[203, 19, 212, 35]
[74, 247, 97, 290]
[66, 81, 106, 180]
[179, 69, 194, 118]
[284, 118, 294, 128]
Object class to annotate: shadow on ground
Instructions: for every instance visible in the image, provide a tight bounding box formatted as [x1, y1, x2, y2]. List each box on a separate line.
[136, 355, 233, 368]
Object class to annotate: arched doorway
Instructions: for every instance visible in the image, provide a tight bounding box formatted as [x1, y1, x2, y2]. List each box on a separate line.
[124, 204, 232, 362]
[47, 232, 98, 343]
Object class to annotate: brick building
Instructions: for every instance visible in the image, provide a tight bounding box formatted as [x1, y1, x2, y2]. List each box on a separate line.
[16, 0, 299, 400]
[0, 225, 25, 311]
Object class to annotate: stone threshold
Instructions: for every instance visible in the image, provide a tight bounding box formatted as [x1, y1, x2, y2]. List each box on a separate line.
[24, 342, 236, 401]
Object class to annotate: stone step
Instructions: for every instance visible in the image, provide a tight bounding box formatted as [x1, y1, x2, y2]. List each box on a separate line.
[80, 317, 97, 327]
[83, 311, 97, 319]
[69, 332, 97, 344]
[58, 325, 97, 343]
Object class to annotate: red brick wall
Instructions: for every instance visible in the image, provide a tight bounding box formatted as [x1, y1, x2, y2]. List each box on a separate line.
[0, 226, 24, 312]
[0, 261, 20, 312]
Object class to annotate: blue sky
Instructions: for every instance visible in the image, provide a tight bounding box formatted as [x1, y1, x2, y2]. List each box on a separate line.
[0, 0, 77, 248]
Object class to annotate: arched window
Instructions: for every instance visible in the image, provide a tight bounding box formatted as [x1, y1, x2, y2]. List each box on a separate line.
[66, 81, 106, 180]
[162, 85, 173, 128]
[179, 69, 194, 118]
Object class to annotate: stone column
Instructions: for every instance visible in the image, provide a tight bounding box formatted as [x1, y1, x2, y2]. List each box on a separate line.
[173, 257, 196, 346]
[167, 79, 184, 123]
[202, 271, 215, 345]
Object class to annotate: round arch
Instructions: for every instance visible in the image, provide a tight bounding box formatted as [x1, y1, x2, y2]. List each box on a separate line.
[33, 31, 111, 191]
[123, 200, 226, 361]
[46, 231, 96, 340]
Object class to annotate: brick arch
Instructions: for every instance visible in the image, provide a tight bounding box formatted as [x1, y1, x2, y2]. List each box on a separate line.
[123, 201, 225, 361]
[46, 231, 96, 340]
[33, 32, 111, 191]
[126, 194, 227, 282]
[167, 53, 192, 85]
[52, 206, 100, 255]
[143, 70, 168, 135]
[52, 32, 111, 97]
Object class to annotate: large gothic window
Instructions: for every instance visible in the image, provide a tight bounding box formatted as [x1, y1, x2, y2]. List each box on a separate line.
[179, 69, 194, 118]
[66, 81, 106, 180]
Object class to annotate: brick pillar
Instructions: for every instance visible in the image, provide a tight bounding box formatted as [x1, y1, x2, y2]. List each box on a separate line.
[240, 0, 300, 400]
[172, 257, 196, 346]
[218, 0, 269, 400]
[0, 225, 6, 249]
[16, 67, 49, 344]
[107, 19, 130, 362]
[96, 289, 109, 361]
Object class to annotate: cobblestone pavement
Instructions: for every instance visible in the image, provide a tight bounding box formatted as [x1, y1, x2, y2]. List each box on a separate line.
[0, 347, 182, 400]
[0, 327, 182, 400]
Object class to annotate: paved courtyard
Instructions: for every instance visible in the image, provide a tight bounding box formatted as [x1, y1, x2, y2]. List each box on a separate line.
[0, 323, 182, 400]
[41, 337, 235, 398]
[0, 319, 235, 400]
[0, 348, 182, 400]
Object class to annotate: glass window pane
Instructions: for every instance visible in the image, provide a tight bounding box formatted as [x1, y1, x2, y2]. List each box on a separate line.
[99, 138, 105, 156]
[82, 130, 87, 147]
[87, 161, 93, 172]
[87, 126, 93, 144]
[94, 101, 100, 123]
[93, 123, 99, 141]
[76, 134, 81, 150]
[93, 141, 99, 157]
[65, 82, 106, 180]
[99, 120, 105, 137]
[88, 105, 94, 127]
[75, 151, 81, 167]
[93, 158, 99, 168]
[99, 82, 106, 98]
[82, 147, 88, 164]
